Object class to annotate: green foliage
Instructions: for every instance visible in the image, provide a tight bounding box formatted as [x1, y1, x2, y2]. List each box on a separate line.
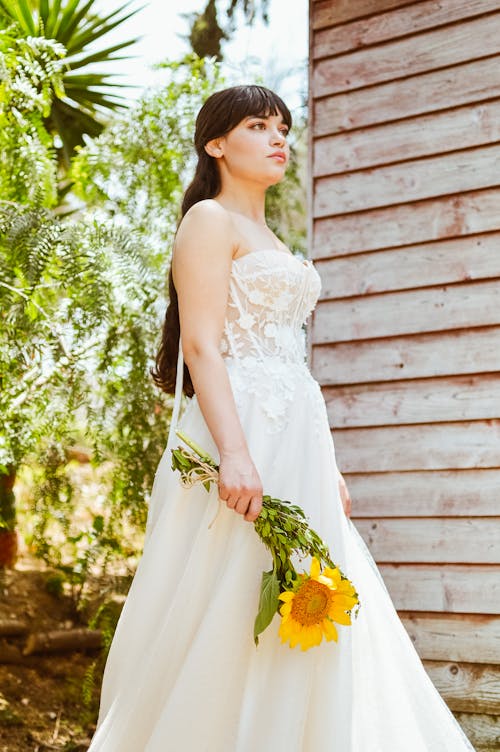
[0, 198, 170, 576]
[71, 54, 223, 263]
[82, 597, 124, 713]
[0, 0, 142, 166]
[0, 201, 152, 468]
[0, 27, 65, 205]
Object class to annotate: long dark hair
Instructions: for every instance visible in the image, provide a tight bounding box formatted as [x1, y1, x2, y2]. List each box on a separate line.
[150, 84, 292, 397]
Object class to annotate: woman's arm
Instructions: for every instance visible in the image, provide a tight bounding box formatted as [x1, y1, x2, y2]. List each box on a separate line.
[337, 467, 352, 518]
[172, 200, 263, 522]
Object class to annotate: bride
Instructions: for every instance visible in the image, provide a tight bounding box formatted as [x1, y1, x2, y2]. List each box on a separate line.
[87, 84, 476, 751]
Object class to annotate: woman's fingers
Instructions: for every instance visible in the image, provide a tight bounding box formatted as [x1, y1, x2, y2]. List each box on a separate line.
[244, 495, 262, 522]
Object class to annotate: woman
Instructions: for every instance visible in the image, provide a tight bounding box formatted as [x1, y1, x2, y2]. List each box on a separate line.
[88, 85, 476, 751]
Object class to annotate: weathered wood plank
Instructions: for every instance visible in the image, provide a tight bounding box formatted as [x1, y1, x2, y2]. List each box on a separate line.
[313, 0, 500, 58]
[314, 280, 500, 343]
[422, 660, 500, 713]
[314, 13, 500, 96]
[312, 0, 414, 31]
[333, 420, 500, 472]
[324, 374, 500, 427]
[344, 469, 500, 518]
[452, 712, 500, 747]
[378, 564, 500, 613]
[314, 100, 500, 176]
[313, 188, 500, 258]
[399, 612, 500, 663]
[354, 518, 500, 564]
[316, 233, 500, 299]
[311, 327, 500, 385]
[314, 57, 500, 136]
[315, 144, 500, 216]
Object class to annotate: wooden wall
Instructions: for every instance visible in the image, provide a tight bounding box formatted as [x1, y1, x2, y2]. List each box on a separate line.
[308, 2, 500, 749]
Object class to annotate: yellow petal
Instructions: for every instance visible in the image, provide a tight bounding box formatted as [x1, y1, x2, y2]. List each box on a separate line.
[279, 603, 292, 617]
[307, 624, 323, 646]
[322, 619, 338, 642]
[338, 580, 357, 596]
[279, 591, 295, 602]
[310, 557, 321, 579]
[332, 594, 358, 609]
[330, 610, 352, 626]
[324, 567, 342, 586]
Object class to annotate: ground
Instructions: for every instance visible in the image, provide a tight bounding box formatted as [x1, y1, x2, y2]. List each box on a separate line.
[0, 555, 104, 752]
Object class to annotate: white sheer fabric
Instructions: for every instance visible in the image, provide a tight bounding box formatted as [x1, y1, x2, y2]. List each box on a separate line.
[88, 250, 476, 751]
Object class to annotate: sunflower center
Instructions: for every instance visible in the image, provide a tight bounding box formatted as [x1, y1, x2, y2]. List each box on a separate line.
[290, 580, 332, 626]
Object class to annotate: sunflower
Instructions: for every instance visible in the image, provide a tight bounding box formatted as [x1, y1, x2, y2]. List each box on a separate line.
[278, 557, 359, 651]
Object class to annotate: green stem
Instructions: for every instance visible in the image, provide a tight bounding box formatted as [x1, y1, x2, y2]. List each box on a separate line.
[175, 429, 217, 466]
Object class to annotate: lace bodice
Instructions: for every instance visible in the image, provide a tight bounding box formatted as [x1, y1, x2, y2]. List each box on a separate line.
[215, 249, 326, 436]
[219, 249, 321, 363]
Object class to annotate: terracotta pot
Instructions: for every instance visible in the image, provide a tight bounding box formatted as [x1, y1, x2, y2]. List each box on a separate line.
[0, 466, 17, 568]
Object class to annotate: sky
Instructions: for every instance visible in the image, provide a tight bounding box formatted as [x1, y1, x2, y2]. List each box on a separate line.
[95, 0, 309, 114]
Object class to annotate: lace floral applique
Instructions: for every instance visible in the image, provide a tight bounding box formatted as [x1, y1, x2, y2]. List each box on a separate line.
[218, 252, 324, 435]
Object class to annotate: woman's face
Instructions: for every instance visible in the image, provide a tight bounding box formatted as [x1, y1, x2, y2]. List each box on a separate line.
[206, 111, 290, 187]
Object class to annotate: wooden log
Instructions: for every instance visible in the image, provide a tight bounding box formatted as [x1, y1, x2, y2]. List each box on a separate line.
[353, 518, 500, 564]
[344, 469, 500, 518]
[0, 640, 24, 664]
[399, 612, 500, 664]
[452, 712, 500, 748]
[323, 373, 500, 427]
[378, 563, 500, 613]
[312, 0, 414, 30]
[313, 280, 500, 344]
[313, 0, 500, 58]
[313, 187, 500, 257]
[316, 233, 500, 299]
[311, 326, 500, 385]
[333, 419, 500, 472]
[314, 101, 500, 176]
[0, 620, 29, 637]
[314, 144, 500, 217]
[314, 57, 500, 136]
[313, 13, 500, 96]
[23, 628, 102, 656]
[422, 660, 500, 713]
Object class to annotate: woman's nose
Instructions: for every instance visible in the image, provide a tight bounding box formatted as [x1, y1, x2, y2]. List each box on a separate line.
[271, 129, 285, 146]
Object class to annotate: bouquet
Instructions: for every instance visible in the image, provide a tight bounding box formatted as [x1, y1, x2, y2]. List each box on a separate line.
[171, 429, 361, 651]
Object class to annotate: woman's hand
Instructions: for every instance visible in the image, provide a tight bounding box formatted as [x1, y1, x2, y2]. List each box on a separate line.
[218, 448, 263, 523]
[337, 469, 352, 518]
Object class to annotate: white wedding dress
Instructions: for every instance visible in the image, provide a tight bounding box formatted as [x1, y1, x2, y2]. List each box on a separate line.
[88, 249, 476, 751]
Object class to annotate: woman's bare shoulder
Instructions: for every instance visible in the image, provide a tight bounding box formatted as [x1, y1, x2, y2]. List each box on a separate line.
[173, 200, 235, 267]
[181, 199, 231, 228]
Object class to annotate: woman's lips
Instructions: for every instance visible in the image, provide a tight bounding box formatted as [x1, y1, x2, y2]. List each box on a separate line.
[268, 154, 286, 163]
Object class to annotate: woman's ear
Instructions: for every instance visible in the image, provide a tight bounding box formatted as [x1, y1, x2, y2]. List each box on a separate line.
[204, 138, 223, 158]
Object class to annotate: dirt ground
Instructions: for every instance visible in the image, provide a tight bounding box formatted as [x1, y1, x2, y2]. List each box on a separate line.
[0, 556, 104, 752]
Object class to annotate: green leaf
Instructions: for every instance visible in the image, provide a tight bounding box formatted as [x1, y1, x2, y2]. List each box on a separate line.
[45, 0, 63, 36]
[66, 3, 144, 54]
[68, 39, 140, 70]
[15, 0, 36, 34]
[253, 567, 280, 646]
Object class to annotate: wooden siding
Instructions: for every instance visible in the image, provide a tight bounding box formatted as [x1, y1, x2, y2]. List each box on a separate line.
[308, 1, 500, 746]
